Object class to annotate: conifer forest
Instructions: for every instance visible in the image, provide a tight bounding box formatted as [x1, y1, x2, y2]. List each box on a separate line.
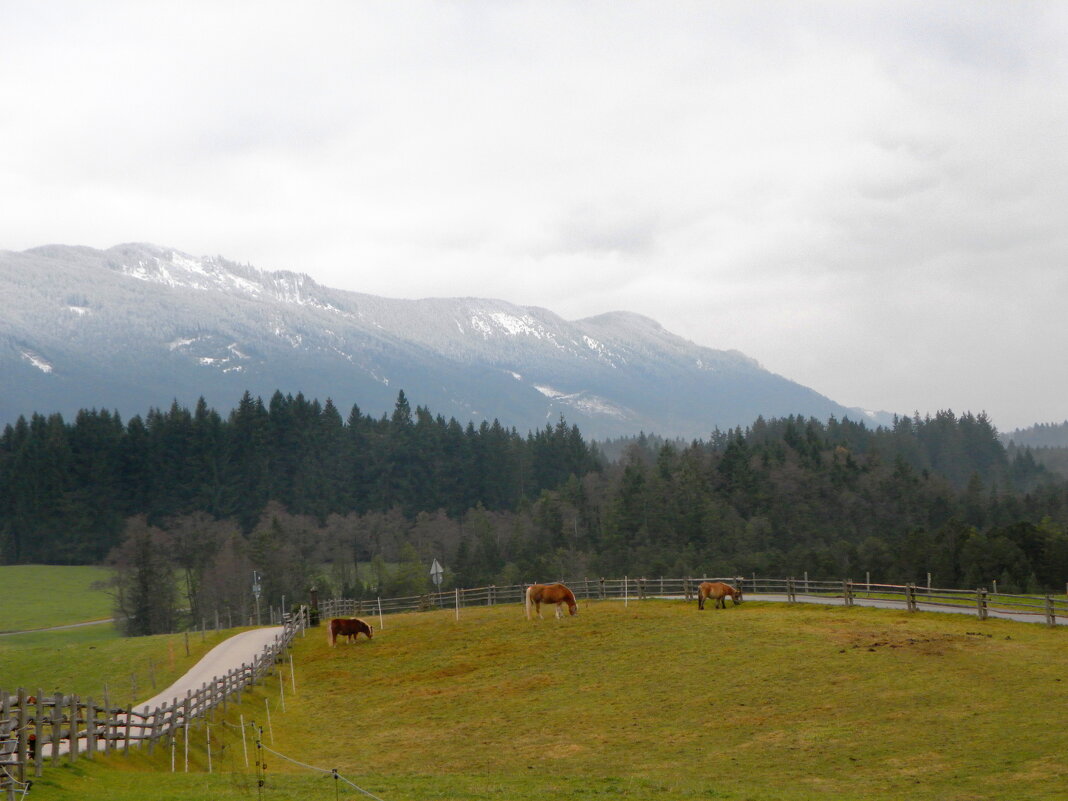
[3, 389, 1068, 634]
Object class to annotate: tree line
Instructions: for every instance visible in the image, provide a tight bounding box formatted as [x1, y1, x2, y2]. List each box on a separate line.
[0, 389, 594, 564]
[3, 392, 1068, 635]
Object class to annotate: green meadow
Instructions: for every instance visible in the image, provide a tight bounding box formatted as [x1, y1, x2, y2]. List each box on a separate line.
[0, 564, 250, 701]
[0, 624, 237, 701]
[26, 599, 1068, 801]
[0, 565, 114, 631]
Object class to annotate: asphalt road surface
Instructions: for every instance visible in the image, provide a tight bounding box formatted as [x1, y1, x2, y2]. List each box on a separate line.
[134, 626, 285, 712]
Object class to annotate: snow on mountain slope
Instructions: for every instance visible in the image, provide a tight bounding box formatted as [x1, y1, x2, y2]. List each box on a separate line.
[0, 243, 880, 438]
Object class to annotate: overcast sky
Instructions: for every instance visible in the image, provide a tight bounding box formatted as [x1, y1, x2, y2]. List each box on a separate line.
[2, 2, 1066, 432]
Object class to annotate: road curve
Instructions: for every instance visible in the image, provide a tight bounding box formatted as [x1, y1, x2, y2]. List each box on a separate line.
[134, 626, 285, 712]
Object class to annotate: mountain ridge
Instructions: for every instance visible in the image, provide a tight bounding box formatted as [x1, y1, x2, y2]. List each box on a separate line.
[0, 243, 891, 437]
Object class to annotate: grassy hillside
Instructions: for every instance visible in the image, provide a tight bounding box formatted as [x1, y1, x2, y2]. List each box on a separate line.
[0, 564, 114, 631]
[32, 600, 1068, 801]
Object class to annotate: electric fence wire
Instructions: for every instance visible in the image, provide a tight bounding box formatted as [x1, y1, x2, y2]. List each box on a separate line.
[214, 717, 391, 800]
[0, 764, 32, 798]
[258, 742, 390, 801]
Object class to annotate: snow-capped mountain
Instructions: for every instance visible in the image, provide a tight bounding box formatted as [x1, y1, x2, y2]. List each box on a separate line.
[0, 243, 887, 438]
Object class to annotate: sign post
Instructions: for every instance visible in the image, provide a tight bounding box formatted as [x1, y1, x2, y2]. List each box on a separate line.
[430, 559, 444, 599]
[252, 571, 262, 626]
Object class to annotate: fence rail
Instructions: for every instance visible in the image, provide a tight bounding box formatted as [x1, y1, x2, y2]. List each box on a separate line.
[320, 575, 1068, 626]
[0, 608, 308, 799]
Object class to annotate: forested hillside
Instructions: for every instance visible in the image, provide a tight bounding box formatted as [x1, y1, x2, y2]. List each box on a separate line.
[3, 392, 1067, 635]
[1004, 420, 1068, 448]
[1004, 421, 1068, 480]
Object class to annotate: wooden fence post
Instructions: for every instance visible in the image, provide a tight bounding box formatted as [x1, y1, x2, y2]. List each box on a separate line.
[68, 695, 79, 764]
[101, 687, 110, 756]
[146, 705, 157, 755]
[34, 689, 43, 777]
[123, 703, 133, 755]
[50, 692, 61, 766]
[977, 588, 988, 620]
[85, 696, 96, 759]
[843, 580, 853, 607]
[1045, 596, 1055, 627]
[15, 689, 27, 786]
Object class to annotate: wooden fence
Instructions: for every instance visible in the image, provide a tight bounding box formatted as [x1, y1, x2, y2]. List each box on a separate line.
[0, 608, 308, 799]
[321, 575, 1068, 626]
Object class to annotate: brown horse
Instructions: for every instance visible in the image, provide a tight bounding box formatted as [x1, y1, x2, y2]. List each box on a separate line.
[327, 617, 374, 646]
[697, 581, 743, 610]
[525, 583, 578, 619]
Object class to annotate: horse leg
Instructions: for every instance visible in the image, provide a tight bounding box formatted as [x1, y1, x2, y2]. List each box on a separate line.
[555, 602, 563, 619]
[536, 601, 543, 619]
[698, 595, 704, 610]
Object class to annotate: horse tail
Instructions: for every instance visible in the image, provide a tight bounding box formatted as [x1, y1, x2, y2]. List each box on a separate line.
[525, 585, 533, 620]
[327, 619, 336, 647]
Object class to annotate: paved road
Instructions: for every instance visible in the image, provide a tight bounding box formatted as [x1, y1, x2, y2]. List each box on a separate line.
[0, 618, 114, 637]
[739, 593, 1067, 626]
[41, 626, 284, 758]
[134, 626, 285, 712]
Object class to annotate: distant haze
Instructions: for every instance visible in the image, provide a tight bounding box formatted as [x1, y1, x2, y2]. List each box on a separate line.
[2, 2, 1066, 431]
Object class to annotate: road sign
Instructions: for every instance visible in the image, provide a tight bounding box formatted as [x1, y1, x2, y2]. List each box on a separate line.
[430, 559, 444, 587]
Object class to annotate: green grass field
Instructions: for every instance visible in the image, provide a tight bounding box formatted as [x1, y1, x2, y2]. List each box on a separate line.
[0, 565, 114, 631]
[0, 624, 237, 701]
[26, 599, 1068, 801]
[0, 564, 250, 702]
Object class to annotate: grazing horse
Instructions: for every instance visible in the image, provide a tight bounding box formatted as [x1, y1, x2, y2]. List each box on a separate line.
[327, 617, 374, 646]
[525, 583, 578, 619]
[697, 581, 743, 610]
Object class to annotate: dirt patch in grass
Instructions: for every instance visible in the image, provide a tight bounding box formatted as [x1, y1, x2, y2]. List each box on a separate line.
[844, 630, 964, 654]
